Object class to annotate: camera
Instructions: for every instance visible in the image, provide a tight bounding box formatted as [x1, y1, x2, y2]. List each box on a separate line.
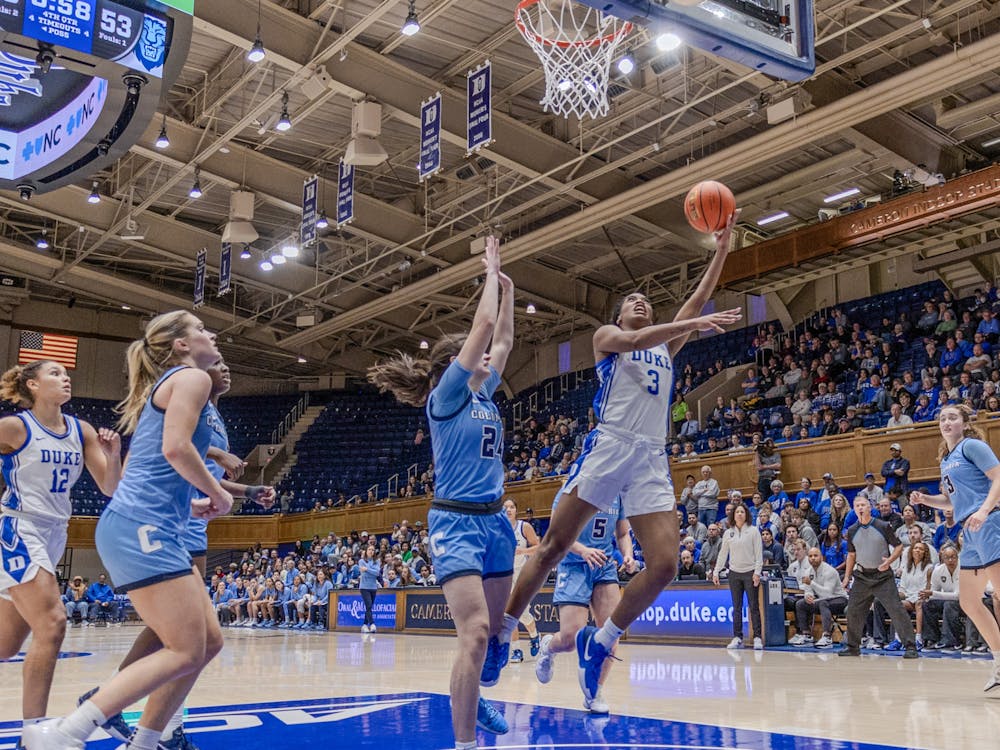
[123, 74, 147, 97]
[17, 184, 34, 201]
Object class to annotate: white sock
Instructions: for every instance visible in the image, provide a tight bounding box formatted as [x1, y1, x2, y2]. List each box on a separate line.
[499, 613, 518, 644]
[58, 701, 107, 742]
[22, 718, 47, 727]
[128, 726, 161, 750]
[993, 651, 1000, 666]
[161, 705, 184, 739]
[594, 619, 624, 650]
[455, 742, 477, 750]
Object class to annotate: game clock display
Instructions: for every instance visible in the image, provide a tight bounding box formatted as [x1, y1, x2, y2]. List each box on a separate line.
[0, 0, 168, 77]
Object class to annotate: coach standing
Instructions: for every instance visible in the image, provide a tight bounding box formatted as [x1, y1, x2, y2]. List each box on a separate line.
[838, 496, 919, 658]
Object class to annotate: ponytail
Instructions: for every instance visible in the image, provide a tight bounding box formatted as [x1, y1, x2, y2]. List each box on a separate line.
[114, 310, 194, 434]
[0, 361, 49, 407]
[367, 334, 465, 407]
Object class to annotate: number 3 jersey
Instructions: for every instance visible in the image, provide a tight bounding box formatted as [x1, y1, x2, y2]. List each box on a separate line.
[427, 360, 504, 504]
[593, 343, 673, 442]
[1, 411, 84, 524]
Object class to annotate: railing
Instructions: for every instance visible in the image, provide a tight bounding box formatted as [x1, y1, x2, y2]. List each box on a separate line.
[386, 473, 399, 499]
[367, 483, 378, 502]
[544, 380, 553, 406]
[406, 463, 419, 481]
[270, 392, 311, 444]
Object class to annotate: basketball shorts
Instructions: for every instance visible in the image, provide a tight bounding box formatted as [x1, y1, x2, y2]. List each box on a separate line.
[96, 509, 193, 593]
[427, 507, 516, 585]
[562, 426, 675, 517]
[959, 510, 1000, 570]
[553, 559, 620, 607]
[182, 516, 209, 558]
[0, 513, 67, 600]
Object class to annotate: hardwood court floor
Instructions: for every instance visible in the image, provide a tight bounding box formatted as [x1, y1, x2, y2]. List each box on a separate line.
[2, 628, 999, 749]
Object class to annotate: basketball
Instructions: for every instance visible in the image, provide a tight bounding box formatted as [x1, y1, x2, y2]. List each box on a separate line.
[684, 181, 736, 234]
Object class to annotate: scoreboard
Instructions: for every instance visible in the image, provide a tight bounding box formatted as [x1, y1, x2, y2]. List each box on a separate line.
[0, 0, 192, 195]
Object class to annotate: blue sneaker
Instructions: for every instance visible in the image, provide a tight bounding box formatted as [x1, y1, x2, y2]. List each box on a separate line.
[475, 697, 509, 735]
[509, 648, 524, 664]
[159, 727, 199, 750]
[576, 626, 609, 702]
[529, 635, 541, 658]
[884, 639, 902, 652]
[77, 688, 131, 742]
[480, 636, 509, 687]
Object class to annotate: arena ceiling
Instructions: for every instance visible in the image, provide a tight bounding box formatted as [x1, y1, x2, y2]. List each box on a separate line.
[3, 0, 1000, 379]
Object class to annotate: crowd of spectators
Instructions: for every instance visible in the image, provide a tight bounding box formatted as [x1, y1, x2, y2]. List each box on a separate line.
[62, 574, 125, 625]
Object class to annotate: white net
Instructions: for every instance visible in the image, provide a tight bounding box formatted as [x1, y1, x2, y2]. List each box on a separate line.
[515, 0, 632, 120]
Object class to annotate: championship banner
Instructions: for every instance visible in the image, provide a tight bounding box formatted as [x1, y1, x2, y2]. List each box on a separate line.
[418, 93, 442, 181]
[193, 248, 207, 308]
[336, 161, 354, 227]
[301, 175, 319, 247]
[466, 61, 492, 154]
[218, 243, 232, 296]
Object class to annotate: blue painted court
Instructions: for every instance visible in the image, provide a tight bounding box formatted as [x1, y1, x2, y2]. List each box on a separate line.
[0, 694, 919, 750]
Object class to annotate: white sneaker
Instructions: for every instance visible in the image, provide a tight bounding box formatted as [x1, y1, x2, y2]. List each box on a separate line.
[861, 636, 876, 650]
[985, 664, 1000, 693]
[789, 634, 813, 647]
[361, 624, 370, 634]
[535, 635, 554, 684]
[753, 637, 764, 651]
[815, 635, 833, 649]
[369, 624, 376, 633]
[726, 637, 743, 650]
[21, 719, 84, 750]
[583, 688, 610, 715]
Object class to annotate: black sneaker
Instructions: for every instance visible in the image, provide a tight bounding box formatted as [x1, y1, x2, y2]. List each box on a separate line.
[837, 646, 861, 657]
[903, 645, 919, 659]
[77, 688, 131, 742]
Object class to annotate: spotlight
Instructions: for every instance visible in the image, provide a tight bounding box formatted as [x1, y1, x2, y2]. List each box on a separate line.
[247, 33, 266, 63]
[87, 182, 101, 204]
[240, 245, 252, 260]
[270, 252, 287, 265]
[36, 232, 49, 250]
[616, 50, 635, 75]
[297, 355, 307, 363]
[189, 169, 203, 199]
[121, 304, 131, 310]
[281, 239, 299, 258]
[316, 213, 330, 229]
[155, 115, 169, 149]
[656, 32, 682, 51]
[526, 303, 537, 315]
[419, 340, 429, 350]
[401, 0, 420, 36]
[260, 259, 273, 271]
[275, 92, 292, 132]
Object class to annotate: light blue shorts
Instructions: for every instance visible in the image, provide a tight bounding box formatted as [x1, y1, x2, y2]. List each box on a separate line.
[182, 517, 209, 557]
[959, 510, 1000, 570]
[96, 509, 193, 593]
[427, 505, 515, 585]
[553, 559, 619, 607]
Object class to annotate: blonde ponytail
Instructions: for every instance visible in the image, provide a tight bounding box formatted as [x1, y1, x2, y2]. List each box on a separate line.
[0, 361, 49, 407]
[367, 334, 466, 408]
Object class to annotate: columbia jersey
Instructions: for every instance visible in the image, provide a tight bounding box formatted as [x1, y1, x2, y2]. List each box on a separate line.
[427, 360, 504, 503]
[593, 343, 673, 440]
[108, 366, 214, 535]
[189, 402, 229, 533]
[1, 411, 84, 523]
[940, 438, 1000, 523]
[562, 494, 625, 564]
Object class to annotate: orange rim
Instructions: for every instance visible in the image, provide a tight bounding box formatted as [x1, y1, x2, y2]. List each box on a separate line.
[514, 0, 633, 49]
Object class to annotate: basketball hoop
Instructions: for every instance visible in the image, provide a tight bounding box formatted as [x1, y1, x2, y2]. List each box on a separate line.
[514, 0, 632, 120]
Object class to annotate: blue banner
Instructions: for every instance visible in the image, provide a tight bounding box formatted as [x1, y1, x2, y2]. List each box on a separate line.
[301, 175, 319, 247]
[193, 248, 206, 308]
[628, 586, 748, 639]
[336, 160, 354, 228]
[418, 94, 442, 181]
[218, 243, 232, 296]
[335, 593, 396, 629]
[466, 61, 492, 154]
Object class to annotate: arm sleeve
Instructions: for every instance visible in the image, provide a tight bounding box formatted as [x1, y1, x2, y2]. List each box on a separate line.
[963, 440, 1000, 474]
[428, 360, 473, 419]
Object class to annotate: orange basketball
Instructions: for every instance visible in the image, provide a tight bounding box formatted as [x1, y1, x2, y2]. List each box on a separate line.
[684, 181, 736, 234]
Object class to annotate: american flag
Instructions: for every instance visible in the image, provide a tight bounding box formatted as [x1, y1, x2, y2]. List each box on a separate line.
[18, 331, 78, 370]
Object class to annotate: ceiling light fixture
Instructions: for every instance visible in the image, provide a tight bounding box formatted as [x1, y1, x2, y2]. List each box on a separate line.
[260, 259, 273, 271]
[981, 136, 1000, 148]
[188, 168, 203, 199]
[275, 92, 292, 132]
[155, 115, 169, 149]
[419, 340, 429, 350]
[401, 0, 420, 36]
[121, 304, 131, 310]
[655, 32, 682, 51]
[35, 231, 49, 250]
[316, 213, 330, 230]
[616, 48, 635, 75]
[823, 187, 861, 204]
[526, 303, 537, 315]
[87, 181, 101, 204]
[270, 252, 287, 265]
[757, 211, 791, 226]
[239, 245, 252, 260]
[281, 238, 299, 258]
[247, 0, 266, 62]
[297, 355, 307, 363]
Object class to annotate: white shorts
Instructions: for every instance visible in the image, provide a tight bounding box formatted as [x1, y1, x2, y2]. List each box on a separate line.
[561, 426, 675, 518]
[0, 514, 67, 600]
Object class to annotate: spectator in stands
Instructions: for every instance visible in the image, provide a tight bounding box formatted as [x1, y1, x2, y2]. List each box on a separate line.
[820, 523, 848, 572]
[85, 574, 118, 624]
[798, 497, 822, 536]
[692, 466, 720, 529]
[977, 309, 999, 342]
[932, 508, 962, 550]
[886, 403, 913, 430]
[896, 505, 932, 546]
[213, 582, 234, 625]
[64, 576, 88, 624]
[678, 412, 700, 439]
[921, 545, 962, 650]
[794, 478, 817, 510]
[806, 413, 823, 439]
[897, 541, 933, 649]
[881, 442, 910, 496]
[875, 498, 903, 531]
[964, 344, 992, 381]
[791, 389, 812, 420]
[677, 550, 706, 580]
[790, 547, 848, 649]
[767, 480, 790, 516]
[939, 337, 964, 376]
[754, 440, 781, 498]
[783, 525, 802, 567]
[916, 300, 939, 334]
[700, 524, 723, 572]
[685, 512, 708, 544]
[738, 368, 760, 406]
[913, 393, 934, 422]
[678, 474, 696, 514]
[786, 539, 810, 586]
[854, 473, 883, 508]
[760, 528, 785, 569]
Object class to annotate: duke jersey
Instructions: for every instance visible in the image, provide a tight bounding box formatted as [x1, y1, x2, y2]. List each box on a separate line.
[1, 411, 84, 524]
[108, 366, 214, 536]
[593, 343, 673, 441]
[562, 494, 626, 564]
[427, 360, 504, 503]
[513, 519, 531, 572]
[189, 402, 229, 536]
[940, 438, 1000, 523]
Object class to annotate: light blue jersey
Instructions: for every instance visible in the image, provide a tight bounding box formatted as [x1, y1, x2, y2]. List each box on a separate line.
[184, 401, 228, 553]
[107, 366, 214, 537]
[427, 360, 503, 504]
[562, 494, 626, 564]
[941, 438, 999, 523]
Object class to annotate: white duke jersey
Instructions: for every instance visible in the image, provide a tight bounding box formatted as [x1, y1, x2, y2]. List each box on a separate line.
[593, 343, 673, 441]
[2, 411, 85, 524]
